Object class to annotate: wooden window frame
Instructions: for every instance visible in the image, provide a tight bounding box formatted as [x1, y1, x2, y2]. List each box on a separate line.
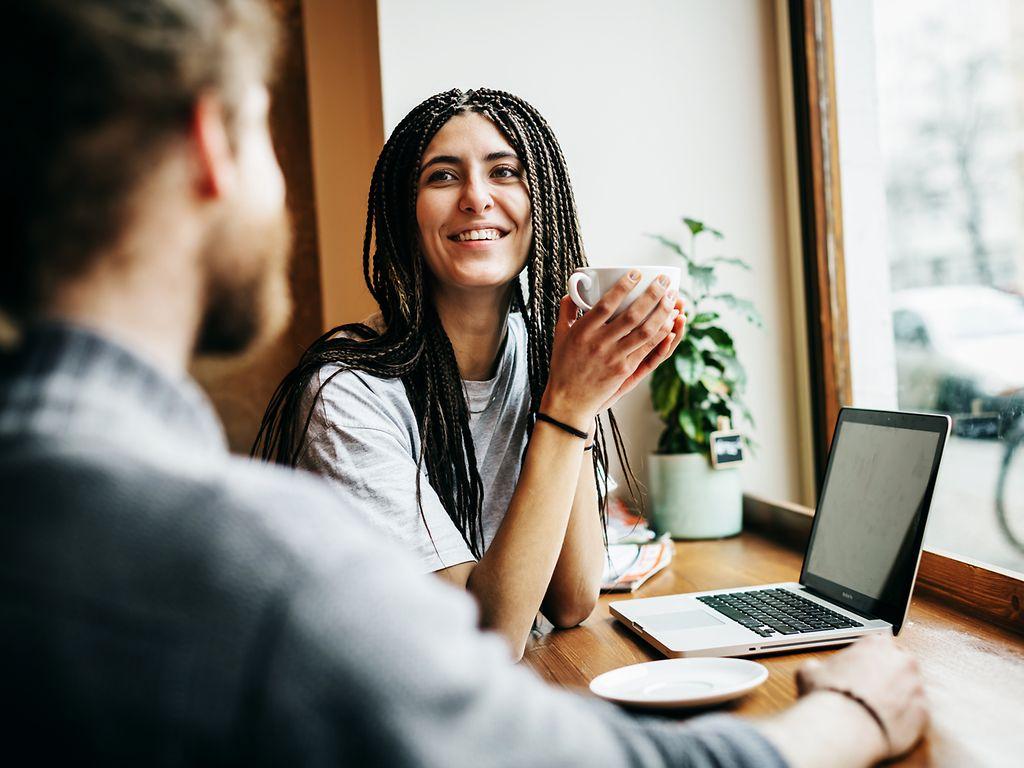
[764, 0, 1024, 637]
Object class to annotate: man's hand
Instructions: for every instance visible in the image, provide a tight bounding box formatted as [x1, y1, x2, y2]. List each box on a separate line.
[755, 634, 929, 768]
[796, 634, 928, 760]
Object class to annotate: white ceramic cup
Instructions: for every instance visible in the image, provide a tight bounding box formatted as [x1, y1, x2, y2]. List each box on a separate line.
[567, 266, 681, 318]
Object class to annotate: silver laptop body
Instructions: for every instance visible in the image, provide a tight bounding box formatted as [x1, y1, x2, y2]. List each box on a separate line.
[611, 408, 951, 658]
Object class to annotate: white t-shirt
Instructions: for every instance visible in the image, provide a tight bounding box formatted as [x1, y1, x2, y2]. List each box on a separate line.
[297, 313, 532, 572]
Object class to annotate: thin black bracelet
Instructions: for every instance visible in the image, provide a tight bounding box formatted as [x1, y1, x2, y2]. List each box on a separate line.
[535, 411, 589, 440]
[821, 687, 892, 757]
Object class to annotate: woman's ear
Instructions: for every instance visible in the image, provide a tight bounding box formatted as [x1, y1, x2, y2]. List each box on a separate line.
[190, 92, 236, 199]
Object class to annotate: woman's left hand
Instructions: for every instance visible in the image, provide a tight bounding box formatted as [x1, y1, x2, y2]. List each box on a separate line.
[575, 294, 686, 414]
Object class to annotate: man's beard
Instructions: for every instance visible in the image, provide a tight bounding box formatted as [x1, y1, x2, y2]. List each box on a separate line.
[195, 202, 293, 357]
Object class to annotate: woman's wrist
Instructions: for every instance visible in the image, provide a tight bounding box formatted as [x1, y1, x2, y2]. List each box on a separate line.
[538, 388, 594, 435]
[535, 411, 589, 440]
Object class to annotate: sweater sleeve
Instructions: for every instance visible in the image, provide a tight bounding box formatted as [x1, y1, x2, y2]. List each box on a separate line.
[245, 496, 788, 768]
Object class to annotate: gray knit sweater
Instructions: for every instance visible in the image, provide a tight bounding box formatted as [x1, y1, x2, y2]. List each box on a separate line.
[0, 322, 787, 767]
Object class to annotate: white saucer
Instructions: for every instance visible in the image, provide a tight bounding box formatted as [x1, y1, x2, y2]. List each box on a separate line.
[589, 658, 768, 709]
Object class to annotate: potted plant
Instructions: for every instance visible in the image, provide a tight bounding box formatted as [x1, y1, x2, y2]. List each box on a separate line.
[646, 217, 762, 539]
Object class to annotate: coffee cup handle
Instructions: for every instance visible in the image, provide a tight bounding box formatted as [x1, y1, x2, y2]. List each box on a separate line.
[567, 272, 593, 312]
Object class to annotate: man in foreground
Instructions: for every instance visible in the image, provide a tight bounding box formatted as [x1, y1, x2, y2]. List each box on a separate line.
[1, 1, 927, 765]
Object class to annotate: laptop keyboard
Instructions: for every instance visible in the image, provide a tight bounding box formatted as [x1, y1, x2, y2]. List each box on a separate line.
[697, 588, 864, 638]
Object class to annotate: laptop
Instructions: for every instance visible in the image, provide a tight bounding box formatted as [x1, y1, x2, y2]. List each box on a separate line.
[611, 407, 951, 658]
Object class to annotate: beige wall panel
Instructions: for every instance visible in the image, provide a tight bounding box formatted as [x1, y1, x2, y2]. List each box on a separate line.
[303, 0, 384, 329]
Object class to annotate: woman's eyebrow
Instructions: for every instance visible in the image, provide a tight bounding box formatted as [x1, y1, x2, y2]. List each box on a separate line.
[421, 154, 461, 171]
[421, 151, 519, 172]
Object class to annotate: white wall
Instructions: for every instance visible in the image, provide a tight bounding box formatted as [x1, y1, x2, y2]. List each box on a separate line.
[377, 0, 802, 502]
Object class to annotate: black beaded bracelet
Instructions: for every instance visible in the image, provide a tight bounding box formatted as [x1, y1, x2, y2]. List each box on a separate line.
[821, 687, 892, 757]
[535, 411, 589, 440]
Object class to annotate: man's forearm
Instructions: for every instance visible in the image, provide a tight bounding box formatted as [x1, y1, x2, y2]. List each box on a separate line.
[754, 691, 888, 768]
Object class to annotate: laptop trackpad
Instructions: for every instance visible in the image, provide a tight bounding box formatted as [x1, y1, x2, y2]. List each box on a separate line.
[641, 610, 725, 632]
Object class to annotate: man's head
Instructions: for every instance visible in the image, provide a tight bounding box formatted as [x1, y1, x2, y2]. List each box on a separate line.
[6, 0, 291, 356]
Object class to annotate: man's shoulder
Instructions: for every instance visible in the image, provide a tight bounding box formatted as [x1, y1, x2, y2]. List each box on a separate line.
[5, 433, 377, 577]
[183, 450, 381, 570]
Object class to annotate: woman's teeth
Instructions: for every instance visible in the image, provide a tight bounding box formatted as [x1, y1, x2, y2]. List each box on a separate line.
[454, 228, 502, 242]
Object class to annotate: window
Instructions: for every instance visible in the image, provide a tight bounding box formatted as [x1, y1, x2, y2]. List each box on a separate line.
[806, 0, 1024, 577]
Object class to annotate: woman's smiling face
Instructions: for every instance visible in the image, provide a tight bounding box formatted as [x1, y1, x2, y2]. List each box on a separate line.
[416, 112, 532, 294]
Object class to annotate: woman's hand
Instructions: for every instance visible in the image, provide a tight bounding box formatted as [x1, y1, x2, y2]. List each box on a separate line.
[541, 271, 686, 430]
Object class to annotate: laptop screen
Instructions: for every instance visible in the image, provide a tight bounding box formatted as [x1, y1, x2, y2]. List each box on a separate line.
[800, 409, 949, 632]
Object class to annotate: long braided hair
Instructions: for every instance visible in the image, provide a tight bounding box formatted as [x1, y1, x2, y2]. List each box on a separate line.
[253, 88, 639, 557]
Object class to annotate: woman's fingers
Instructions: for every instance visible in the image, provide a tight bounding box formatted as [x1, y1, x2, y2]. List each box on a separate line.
[545, 278, 684, 420]
[600, 330, 677, 412]
[556, 294, 577, 333]
[606, 275, 672, 339]
[603, 297, 684, 409]
[578, 272, 642, 326]
[626, 320, 675, 372]
[620, 292, 677, 355]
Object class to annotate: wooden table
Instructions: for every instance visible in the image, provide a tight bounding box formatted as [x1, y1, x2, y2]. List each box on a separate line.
[524, 533, 1024, 766]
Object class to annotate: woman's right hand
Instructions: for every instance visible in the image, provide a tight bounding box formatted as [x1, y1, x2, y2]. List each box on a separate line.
[540, 270, 681, 431]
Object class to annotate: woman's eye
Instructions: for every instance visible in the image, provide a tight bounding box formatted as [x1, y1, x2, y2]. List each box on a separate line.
[427, 169, 457, 183]
[492, 165, 522, 179]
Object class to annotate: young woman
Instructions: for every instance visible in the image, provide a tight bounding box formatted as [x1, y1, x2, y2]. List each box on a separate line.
[255, 88, 685, 658]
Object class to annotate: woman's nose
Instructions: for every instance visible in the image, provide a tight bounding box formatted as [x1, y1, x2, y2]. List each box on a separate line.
[459, 175, 494, 214]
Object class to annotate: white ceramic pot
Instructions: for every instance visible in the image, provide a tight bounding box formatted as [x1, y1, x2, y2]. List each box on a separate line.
[647, 453, 742, 539]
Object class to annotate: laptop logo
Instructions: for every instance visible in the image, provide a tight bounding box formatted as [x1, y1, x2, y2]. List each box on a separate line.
[842, 592, 854, 600]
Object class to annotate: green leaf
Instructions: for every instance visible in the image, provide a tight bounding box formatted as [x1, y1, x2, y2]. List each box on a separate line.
[683, 218, 724, 239]
[689, 311, 720, 327]
[736, 400, 756, 428]
[678, 411, 700, 442]
[658, 425, 700, 455]
[688, 263, 716, 294]
[673, 351, 706, 386]
[699, 370, 729, 396]
[706, 255, 751, 270]
[704, 326, 735, 351]
[673, 338, 696, 359]
[719, 354, 747, 390]
[693, 334, 719, 353]
[645, 233, 691, 264]
[711, 293, 764, 327]
[650, 363, 681, 417]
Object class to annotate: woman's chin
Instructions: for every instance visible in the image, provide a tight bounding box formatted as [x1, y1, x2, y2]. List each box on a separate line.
[437, 269, 522, 294]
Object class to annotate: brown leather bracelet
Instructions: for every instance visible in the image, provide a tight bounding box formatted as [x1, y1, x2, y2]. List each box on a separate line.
[821, 686, 893, 757]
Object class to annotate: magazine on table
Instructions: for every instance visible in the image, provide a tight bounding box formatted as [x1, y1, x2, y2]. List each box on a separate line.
[600, 498, 673, 593]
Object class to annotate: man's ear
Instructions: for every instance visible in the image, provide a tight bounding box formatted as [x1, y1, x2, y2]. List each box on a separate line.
[191, 93, 236, 199]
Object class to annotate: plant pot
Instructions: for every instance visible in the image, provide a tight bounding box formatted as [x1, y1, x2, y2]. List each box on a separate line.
[647, 453, 742, 539]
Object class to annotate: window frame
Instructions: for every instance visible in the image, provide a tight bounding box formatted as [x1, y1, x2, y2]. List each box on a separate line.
[770, 0, 1024, 636]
